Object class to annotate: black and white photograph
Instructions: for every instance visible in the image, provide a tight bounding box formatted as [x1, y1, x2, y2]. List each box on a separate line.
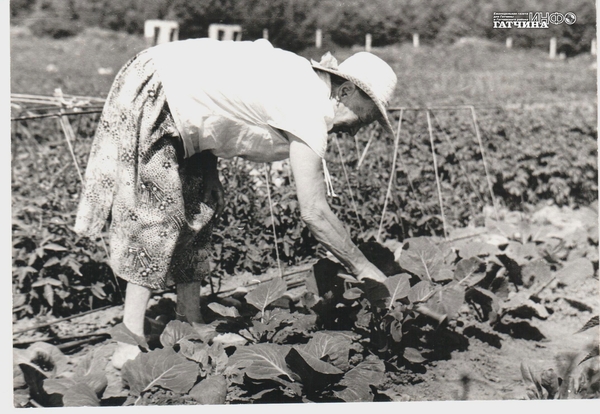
[7, 0, 600, 410]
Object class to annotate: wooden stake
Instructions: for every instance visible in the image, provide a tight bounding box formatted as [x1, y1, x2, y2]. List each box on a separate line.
[264, 166, 283, 278]
[333, 135, 364, 235]
[377, 109, 403, 242]
[426, 110, 448, 239]
[549, 37, 557, 59]
[469, 106, 499, 221]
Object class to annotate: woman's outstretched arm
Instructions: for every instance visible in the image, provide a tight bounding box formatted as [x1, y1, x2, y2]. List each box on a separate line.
[288, 135, 386, 282]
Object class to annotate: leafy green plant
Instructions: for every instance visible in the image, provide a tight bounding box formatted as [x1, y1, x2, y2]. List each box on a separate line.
[520, 316, 600, 400]
[521, 355, 600, 400]
[11, 111, 126, 319]
[12, 216, 120, 318]
[14, 341, 111, 407]
[576, 316, 600, 366]
[15, 217, 599, 406]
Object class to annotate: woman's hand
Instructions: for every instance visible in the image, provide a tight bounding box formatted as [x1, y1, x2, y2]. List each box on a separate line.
[202, 171, 225, 220]
[198, 151, 225, 221]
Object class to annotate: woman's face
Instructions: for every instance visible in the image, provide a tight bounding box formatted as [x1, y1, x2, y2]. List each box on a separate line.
[329, 82, 379, 136]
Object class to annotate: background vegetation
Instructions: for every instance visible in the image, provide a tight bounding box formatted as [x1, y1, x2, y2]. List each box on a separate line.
[10, 25, 597, 318]
[10, 0, 597, 55]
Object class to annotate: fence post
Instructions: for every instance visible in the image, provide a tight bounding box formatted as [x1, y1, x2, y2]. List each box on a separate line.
[263, 28, 268, 40]
[316, 29, 322, 48]
[144, 20, 179, 47]
[506, 37, 513, 49]
[592, 39, 597, 56]
[549, 37, 557, 59]
[208, 24, 242, 41]
[413, 33, 419, 48]
[365, 33, 372, 52]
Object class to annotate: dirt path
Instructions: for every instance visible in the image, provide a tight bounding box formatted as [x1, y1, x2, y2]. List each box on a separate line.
[387, 277, 600, 401]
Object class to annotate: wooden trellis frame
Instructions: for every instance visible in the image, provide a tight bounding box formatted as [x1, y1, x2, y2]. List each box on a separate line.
[13, 94, 592, 277]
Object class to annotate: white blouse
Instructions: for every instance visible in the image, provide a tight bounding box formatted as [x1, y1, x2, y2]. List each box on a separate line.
[149, 38, 334, 162]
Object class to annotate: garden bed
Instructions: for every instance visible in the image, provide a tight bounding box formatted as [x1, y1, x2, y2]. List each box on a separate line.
[13, 203, 600, 406]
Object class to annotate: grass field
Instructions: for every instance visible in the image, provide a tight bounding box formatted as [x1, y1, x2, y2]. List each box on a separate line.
[11, 27, 597, 105]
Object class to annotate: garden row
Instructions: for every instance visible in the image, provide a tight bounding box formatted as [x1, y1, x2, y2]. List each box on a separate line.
[11, 102, 598, 319]
[14, 205, 600, 405]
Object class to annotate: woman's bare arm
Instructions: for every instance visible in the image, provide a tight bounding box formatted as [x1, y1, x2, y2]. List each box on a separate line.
[288, 135, 386, 282]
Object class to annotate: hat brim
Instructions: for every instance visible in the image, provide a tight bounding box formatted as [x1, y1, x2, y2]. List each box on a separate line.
[313, 63, 395, 136]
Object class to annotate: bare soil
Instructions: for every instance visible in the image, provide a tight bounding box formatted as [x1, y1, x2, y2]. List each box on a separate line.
[387, 275, 599, 401]
[12, 269, 599, 407]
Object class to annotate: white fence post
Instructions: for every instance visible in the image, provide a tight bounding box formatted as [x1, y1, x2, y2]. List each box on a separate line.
[592, 39, 597, 56]
[506, 37, 513, 49]
[208, 24, 243, 41]
[316, 29, 322, 48]
[263, 28, 269, 40]
[413, 33, 419, 48]
[144, 20, 179, 47]
[365, 33, 372, 52]
[549, 37, 557, 59]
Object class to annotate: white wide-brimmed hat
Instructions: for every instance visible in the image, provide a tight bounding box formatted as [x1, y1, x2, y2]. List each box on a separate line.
[312, 51, 397, 135]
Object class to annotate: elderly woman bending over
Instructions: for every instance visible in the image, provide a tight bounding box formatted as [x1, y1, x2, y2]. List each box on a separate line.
[75, 38, 398, 368]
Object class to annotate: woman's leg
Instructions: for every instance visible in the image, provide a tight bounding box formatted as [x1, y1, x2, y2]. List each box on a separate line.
[112, 282, 152, 369]
[123, 282, 152, 336]
[176, 281, 204, 324]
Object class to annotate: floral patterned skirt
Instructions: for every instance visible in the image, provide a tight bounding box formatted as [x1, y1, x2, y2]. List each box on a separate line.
[74, 50, 215, 289]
